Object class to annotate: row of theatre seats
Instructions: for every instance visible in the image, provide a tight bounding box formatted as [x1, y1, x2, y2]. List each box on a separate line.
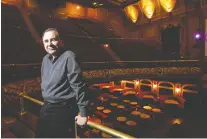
[89, 79, 199, 109]
[76, 79, 202, 137]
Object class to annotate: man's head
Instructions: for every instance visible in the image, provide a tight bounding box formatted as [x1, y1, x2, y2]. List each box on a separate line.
[42, 28, 64, 56]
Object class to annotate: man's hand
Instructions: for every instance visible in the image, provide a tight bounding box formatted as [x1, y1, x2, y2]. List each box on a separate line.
[75, 115, 88, 126]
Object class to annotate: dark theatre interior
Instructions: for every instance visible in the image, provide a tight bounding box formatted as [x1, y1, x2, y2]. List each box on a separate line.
[2, 0, 207, 138]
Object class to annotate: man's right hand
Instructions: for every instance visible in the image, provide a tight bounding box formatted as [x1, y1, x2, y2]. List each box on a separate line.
[75, 115, 88, 126]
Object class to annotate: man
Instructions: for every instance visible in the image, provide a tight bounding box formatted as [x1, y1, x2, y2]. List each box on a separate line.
[35, 28, 89, 138]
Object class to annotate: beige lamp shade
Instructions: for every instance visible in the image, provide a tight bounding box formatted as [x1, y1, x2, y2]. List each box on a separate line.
[124, 4, 139, 23]
[140, 0, 155, 19]
[160, 0, 176, 12]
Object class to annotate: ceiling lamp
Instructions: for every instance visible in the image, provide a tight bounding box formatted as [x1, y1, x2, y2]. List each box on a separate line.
[124, 4, 139, 23]
[104, 44, 109, 48]
[140, 0, 155, 19]
[159, 0, 176, 13]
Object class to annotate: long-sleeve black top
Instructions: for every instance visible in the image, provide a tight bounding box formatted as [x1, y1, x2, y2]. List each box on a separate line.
[41, 49, 89, 117]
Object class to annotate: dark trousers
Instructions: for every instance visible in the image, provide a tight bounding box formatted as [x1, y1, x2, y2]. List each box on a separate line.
[35, 101, 78, 138]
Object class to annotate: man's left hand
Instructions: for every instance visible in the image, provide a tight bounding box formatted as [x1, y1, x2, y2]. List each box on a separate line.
[75, 115, 88, 126]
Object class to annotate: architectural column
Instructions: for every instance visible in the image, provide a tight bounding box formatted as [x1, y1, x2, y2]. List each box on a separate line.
[18, 0, 42, 47]
[198, 3, 207, 94]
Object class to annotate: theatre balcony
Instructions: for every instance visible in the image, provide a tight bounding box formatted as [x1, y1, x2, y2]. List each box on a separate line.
[2, 0, 207, 138]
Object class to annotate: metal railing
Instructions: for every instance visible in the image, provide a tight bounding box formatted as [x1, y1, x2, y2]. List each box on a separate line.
[19, 93, 136, 139]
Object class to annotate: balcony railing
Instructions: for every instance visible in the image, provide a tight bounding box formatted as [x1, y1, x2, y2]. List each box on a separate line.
[19, 93, 136, 139]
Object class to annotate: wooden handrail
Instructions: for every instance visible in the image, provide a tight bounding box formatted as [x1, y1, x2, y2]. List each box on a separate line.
[20, 93, 44, 106]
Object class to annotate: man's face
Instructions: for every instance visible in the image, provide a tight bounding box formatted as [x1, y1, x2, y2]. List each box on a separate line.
[42, 30, 62, 56]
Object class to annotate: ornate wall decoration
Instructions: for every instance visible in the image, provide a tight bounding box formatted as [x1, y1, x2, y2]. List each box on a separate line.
[82, 67, 201, 79]
[156, 67, 164, 76]
[167, 67, 189, 76]
[109, 68, 157, 76]
[191, 67, 201, 74]
[82, 70, 106, 79]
